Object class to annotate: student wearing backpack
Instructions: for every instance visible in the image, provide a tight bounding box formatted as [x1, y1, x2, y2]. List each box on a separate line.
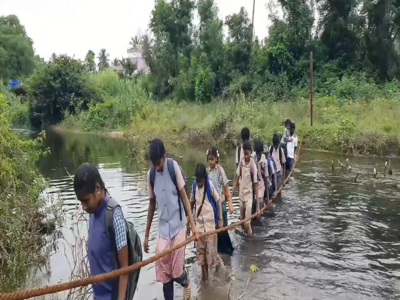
[235, 127, 250, 169]
[253, 140, 270, 212]
[74, 163, 142, 300]
[267, 153, 278, 200]
[191, 163, 226, 282]
[144, 139, 198, 300]
[206, 147, 234, 255]
[270, 134, 286, 192]
[232, 140, 259, 235]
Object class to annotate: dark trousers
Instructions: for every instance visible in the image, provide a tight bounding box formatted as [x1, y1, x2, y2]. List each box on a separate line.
[163, 269, 189, 300]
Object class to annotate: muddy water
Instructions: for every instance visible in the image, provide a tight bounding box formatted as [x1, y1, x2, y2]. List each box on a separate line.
[35, 129, 400, 300]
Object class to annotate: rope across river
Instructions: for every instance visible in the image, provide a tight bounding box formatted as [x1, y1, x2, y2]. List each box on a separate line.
[0, 105, 310, 300]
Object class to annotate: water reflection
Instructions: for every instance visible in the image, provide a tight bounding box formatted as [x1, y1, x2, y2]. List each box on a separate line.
[35, 129, 400, 299]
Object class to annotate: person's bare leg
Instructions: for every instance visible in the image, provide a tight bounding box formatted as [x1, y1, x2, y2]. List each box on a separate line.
[201, 265, 207, 282]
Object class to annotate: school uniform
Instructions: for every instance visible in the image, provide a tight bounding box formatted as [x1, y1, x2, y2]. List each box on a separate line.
[146, 160, 187, 285]
[191, 180, 222, 268]
[236, 158, 258, 230]
[286, 134, 298, 171]
[270, 146, 286, 189]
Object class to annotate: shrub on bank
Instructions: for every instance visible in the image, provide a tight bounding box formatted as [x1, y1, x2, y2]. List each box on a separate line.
[0, 92, 59, 292]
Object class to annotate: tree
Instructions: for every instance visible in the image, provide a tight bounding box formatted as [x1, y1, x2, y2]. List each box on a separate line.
[98, 49, 110, 71]
[84, 50, 96, 72]
[225, 7, 253, 74]
[130, 35, 141, 49]
[120, 58, 137, 77]
[140, 33, 155, 69]
[28, 55, 98, 129]
[0, 15, 35, 82]
[112, 58, 120, 67]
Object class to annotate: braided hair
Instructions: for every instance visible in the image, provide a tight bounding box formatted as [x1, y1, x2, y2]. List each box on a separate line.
[194, 163, 208, 218]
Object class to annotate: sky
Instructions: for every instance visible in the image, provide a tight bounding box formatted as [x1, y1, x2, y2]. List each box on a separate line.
[1, 0, 273, 62]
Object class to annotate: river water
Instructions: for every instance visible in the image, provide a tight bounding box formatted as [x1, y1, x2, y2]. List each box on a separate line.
[34, 129, 400, 300]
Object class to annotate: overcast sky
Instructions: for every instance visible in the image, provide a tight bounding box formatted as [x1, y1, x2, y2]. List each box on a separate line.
[1, 0, 273, 61]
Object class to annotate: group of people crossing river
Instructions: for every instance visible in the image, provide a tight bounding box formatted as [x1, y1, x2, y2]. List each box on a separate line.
[73, 120, 299, 300]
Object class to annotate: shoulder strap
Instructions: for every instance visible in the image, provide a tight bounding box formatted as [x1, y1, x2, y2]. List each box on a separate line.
[105, 196, 121, 273]
[237, 145, 241, 164]
[269, 146, 273, 156]
[167, 158, 183, 221]
[206, 182, 219, 228]
[149, 166, 156, 194]
[279, 146, 282, 163]
[192, 181, 197, 198]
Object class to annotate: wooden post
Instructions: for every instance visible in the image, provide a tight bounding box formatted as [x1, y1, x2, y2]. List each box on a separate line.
[310, 51, 313, 127]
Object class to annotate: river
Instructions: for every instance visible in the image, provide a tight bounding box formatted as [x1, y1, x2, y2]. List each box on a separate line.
[33, 129, 400, 300]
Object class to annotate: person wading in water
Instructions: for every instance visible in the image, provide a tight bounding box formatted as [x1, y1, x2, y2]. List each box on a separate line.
[144, 139, 199, 300]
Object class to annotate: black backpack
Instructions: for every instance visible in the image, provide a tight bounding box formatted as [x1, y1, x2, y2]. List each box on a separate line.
[106, 197, 142, 300]
[149, 158, 187, 221]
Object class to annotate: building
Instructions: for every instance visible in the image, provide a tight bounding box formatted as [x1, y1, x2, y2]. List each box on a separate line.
[127, 47, 150, 74]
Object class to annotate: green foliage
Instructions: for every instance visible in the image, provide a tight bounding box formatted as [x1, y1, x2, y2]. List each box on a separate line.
[84, 50, 96, 72]
[0, 15, 35, 82]
[28, 55, 99, 129]
[0, 92, 58, 292]
[98, 49, 110, 72]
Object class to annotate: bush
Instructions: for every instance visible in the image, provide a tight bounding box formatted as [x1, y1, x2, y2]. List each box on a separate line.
[0, 92, 58, 292]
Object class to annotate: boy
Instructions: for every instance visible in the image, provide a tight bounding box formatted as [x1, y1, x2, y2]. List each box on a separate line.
[235, 127, 250, 169]
[144, 139, 199, 300]
[281, 119, 292, 159]
[232, 140, 258, 234]
[74, 164, 129, 300]
[253, 140, 270, 213]
[286, 122, 298, 174]
[269, 134, 286, 190]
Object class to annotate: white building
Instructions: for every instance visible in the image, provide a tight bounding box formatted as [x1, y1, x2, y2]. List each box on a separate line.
[127, 47, 150, 74]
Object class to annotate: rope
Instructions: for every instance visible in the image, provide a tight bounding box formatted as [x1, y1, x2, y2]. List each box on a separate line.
[0, 104, 310, 300]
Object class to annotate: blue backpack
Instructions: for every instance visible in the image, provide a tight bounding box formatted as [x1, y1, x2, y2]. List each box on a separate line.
[267, 155, 277, 178]
[192, 180, 219, 229]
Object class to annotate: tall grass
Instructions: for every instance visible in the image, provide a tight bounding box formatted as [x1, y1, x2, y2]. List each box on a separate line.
[63, 71, 400, 156]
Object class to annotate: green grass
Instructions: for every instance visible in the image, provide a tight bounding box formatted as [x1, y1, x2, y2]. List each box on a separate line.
[62, 72, 400, 157]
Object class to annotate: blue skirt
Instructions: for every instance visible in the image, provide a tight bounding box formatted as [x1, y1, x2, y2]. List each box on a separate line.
[217, 202, 234, 255]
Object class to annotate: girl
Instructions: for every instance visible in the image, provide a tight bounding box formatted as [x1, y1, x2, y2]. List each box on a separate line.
[191, 163, 224, 282]
[207, 147, 234, 255]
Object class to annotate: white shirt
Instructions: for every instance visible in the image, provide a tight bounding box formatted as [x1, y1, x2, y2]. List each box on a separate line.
[287, 135, 298, 159]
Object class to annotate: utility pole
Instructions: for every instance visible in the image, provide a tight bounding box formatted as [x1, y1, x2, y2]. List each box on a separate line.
[252, 0, 256, 35]
[310, 51, 314, 127]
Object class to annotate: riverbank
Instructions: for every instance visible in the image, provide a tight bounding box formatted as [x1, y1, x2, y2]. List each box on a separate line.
[62, 96, 400, 158]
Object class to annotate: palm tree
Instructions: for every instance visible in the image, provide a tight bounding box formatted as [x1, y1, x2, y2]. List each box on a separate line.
[98, 49, 110, 71]
[140, 33, 154, 68]
[129, 35, 141, 49]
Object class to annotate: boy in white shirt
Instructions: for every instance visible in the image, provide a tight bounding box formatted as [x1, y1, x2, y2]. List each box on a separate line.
[286, 122, 298, 173]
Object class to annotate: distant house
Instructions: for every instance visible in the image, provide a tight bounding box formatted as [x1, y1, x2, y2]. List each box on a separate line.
[127, 47, 150, 74]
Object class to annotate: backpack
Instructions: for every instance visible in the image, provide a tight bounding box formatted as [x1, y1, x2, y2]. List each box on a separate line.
[149, 158, 187, 221]
[267, 155, 277, 181]
[239, 158, 257, 200]
[236, 145, 242, 168]
[269, 146, 283, 164]
[192, 180, 219, 229]
[105, 197, 142, 300]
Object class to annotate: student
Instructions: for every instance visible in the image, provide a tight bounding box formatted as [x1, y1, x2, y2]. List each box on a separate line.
[191, 163, 225, 282]
[206, 147, 234, 255]
[235, 127, 250, 169]
[266, 152, 278, 200]
[286, 122, 298, 173]
[232, 140, 259, 235]
[74, 163, 129, 300]
[270, 134, 286, 190]
[144, 139, 198, 300]
[281, 119, 292, 158]
[253, 140, 270, 211]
